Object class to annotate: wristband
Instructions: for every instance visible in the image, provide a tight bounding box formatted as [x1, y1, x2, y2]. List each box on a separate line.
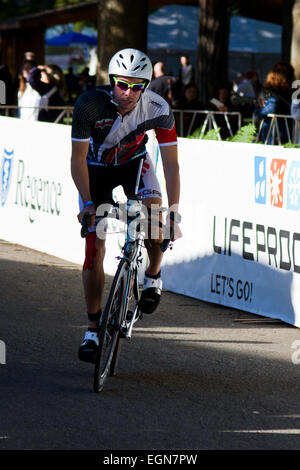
[83, 200, 95, 208]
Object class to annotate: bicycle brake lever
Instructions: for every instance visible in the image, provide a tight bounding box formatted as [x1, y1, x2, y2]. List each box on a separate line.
[81, 213, 92, 238]
[160, 226, 174, 252]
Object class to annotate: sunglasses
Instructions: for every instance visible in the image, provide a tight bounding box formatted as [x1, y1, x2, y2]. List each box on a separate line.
[113, 76, 146, 92]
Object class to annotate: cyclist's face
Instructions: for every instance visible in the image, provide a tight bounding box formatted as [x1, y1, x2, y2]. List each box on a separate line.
[113, 75, 144, 115]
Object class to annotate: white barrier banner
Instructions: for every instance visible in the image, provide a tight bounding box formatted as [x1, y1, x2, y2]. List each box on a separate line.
[162, 138, 300, 327]
[0, 117, 149, 276]
[0, 117, 86, 264]
[1, 117, 300, 327]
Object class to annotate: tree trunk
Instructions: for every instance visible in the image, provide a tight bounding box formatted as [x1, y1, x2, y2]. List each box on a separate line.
[97, 0, 148, 85]
[281, 0, 293, 64]
[291, 0, 300, 78]
[196, 0, 230, 107]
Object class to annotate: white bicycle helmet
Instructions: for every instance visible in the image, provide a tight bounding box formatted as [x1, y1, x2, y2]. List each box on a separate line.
[108, 48, 153, 88]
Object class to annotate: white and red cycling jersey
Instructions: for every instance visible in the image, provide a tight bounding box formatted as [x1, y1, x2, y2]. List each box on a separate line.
[71, 85, 177, 167]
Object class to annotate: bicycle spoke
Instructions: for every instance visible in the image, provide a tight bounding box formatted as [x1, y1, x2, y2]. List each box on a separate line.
[93, 259, 129, 392]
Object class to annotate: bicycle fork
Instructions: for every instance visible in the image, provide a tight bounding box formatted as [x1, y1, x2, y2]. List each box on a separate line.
[120, 267, 141, 340]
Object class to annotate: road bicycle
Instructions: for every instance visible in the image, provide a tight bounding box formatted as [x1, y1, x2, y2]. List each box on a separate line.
[81, 157, 172, 393]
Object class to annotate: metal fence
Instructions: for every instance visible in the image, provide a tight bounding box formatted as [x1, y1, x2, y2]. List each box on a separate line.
[253, 113, 300, 145]
[173, 109, 242, 138]
[1, 105, 299, 146]
[0, 105, 74, 124]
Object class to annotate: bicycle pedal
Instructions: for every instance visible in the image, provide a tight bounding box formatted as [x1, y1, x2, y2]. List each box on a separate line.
[119, 326, 128, 338]
[126, 310, 134, 321]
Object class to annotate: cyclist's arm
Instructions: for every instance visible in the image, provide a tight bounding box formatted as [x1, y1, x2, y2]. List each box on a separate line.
[160, 143, 180, 212]
[71, 140, 92, 204]
[71, 93, 96, 222]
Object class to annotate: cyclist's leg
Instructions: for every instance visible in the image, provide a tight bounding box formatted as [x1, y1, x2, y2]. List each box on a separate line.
[121, 154, 164, 275]
[82, 233, 106, 328]
[138, 154, 164, 313]
[82, 165, 113, 326]
[78, 165, 113, 362]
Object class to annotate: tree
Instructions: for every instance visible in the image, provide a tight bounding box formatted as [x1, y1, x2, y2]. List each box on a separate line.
[0, 0, 55, 21]
[97, 0, 148, 85]
[291, 0, 300, 78]
[196, 0, 230, 107]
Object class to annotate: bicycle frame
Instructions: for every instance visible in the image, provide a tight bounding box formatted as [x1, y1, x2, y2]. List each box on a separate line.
[81, 154, 173, 391]
[116, 156, 146, 339]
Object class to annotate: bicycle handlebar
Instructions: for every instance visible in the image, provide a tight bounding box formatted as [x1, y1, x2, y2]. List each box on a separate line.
[80, 211, 174, 252]
[81, 213, 91, 238]
[159, 225, 174, 253]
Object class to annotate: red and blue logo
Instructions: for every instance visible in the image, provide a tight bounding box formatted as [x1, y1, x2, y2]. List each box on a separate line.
[254, 156, 300, 210]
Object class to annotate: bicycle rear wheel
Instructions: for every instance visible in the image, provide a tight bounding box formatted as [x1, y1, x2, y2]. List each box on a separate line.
[93, 259, 129, 392]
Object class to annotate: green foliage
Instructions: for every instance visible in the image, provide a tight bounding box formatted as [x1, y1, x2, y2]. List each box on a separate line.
[226, 123, 257, 143]
[200, 128, 221, 141]
[187, 123, 257, 144]
[283, 142, 300, 148]
[187, 126, 221, 141]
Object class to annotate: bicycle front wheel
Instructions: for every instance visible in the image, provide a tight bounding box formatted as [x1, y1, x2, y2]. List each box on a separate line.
[93, 259, 129, 393]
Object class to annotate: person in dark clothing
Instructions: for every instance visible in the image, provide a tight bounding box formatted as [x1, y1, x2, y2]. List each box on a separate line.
[178, 55, 194, 87]
[0, 64, 14, 107]
[209, 86, 240, 139]
[148, 61, 174, 106]
[254, 62, 295, 144]
[28, 63, 66, 122]
[177, 83, 203, 136]
[64, 66, 80, 105]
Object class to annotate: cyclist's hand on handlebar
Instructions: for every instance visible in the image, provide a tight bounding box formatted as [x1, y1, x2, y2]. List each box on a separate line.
[166, 212, 182, 242]
[78, 204, 96, 237]
[78, 204, 96, 224]
[160, 211, 182, 252]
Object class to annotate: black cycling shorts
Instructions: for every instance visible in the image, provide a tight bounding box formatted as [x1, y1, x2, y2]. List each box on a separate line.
[87, 155, 162, 207]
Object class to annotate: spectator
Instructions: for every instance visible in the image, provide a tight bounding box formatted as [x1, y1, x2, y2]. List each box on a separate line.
[209, 86, 239, 139]
[17, 60, 40, 121]
[210, 86, 233, 113]
[231, 72, 256, 118]
[177, 83, 203, 136]
[78, 67, 95, 93]
[291, 98, 300, 145]
[24, 51, 36, 62]
[173, 55, 195, 106]
[232, 72, 256, 100]
[245, 70, 261, 97]
[28, 63, 66, 122]
[0, 64, 14, 107]
[178, 55, 195, 87]
[64, 66, 80, 104]
[254, 62, 294, 144]
[148, 61, 174, 105]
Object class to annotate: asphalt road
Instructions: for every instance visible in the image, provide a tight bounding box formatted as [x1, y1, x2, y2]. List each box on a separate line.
[1, 238, 300, 452]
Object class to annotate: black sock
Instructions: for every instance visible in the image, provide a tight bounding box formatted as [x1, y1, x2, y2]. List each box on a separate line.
[88, 327, 98, 332]
[145, 271, 161, 280]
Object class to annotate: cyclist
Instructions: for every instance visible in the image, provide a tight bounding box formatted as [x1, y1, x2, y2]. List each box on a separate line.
[71, 48, 181, 363]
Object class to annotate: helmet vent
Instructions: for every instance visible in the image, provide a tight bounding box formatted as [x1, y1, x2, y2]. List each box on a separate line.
[140, 64, 147, 71]
[130, 54, 134, 62]
[122, 63, 127, 70]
